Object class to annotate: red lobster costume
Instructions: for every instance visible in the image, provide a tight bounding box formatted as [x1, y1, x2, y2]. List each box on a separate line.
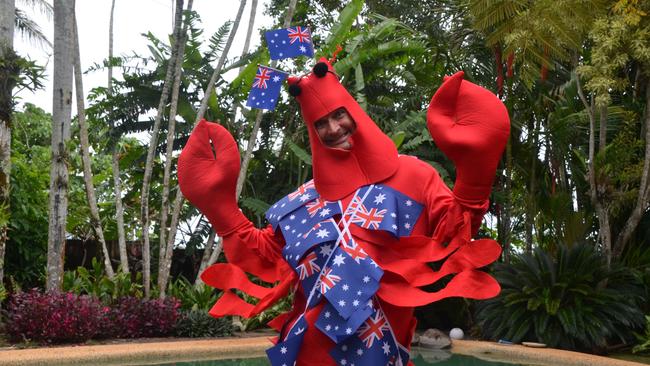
[178, 59, 510, 366]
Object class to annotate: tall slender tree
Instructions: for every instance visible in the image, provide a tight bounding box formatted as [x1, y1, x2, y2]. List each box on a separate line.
[0, 0, 16, 289]
[163, 0, 248, 294]
[235, 0, 298, 198]
[72, 16, 115, 279]
[47, 0, 74, 291]
[107, 0, 129, 274]
[140, 0, 184, 298]
[158, 0, 194, 298]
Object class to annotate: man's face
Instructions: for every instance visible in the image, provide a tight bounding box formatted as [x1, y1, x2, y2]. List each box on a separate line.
[314, 107, 357, 150]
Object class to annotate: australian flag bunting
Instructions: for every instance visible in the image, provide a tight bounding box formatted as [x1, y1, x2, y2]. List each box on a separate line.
[267, 316, 308, 366]
[246, 65, 287, 111]
[265, 26, 315, 60]
[351, 185, 424, 237]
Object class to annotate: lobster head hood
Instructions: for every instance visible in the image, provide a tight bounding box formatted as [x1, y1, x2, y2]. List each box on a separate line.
[287, 58, 398, 201]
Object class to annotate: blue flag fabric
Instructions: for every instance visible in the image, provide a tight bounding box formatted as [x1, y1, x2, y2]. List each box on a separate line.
[321, 246, 380, 319]
[246, 65, 287, 111]
[351, 185, 424, 237]
[267, 316, 308, 366]
[265, 26, 315, 60]
[316, 302, 374, 343]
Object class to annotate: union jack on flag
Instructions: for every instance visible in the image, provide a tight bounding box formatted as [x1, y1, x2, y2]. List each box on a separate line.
[306, 198, 327, 217]
[288, 26, 311, 44]
[351, 204, 387, 230]
[296, 252, 321, 280]
[357, 309, 389, 348]
[265, 26, 315, 60]
[319, 267, 341, 294]
[246, 65, 287, 111]
[288, 180, 315, 201]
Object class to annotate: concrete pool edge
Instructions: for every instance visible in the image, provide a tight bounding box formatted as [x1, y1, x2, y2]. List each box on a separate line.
[0, 336, 645, 366]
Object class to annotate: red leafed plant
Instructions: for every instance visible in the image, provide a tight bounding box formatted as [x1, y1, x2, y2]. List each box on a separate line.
[104, 296, 180, 338]
[5, 289, 106, 344]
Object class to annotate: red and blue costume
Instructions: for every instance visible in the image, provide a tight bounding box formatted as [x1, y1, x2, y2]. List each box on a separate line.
[178, 59, 510, 365]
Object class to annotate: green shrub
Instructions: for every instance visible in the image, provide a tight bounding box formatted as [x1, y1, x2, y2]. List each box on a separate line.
[174, 309, 233, 338]
[63, 258, 142, 303]
[476, 244, 645, 352]
[167, 276, 219, 311]
[634, 315, 650, 354]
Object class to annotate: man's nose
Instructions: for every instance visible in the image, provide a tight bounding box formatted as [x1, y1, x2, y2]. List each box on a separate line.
[324, 119, 340, 134]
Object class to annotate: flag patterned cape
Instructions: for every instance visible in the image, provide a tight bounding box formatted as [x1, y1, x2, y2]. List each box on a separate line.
[200, 179, 501, 366]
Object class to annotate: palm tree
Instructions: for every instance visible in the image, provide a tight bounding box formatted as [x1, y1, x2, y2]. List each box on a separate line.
[14, 0, 53, 49]
[47, 0, 74, 291]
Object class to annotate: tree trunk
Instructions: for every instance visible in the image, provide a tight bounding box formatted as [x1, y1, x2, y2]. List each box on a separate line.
[73, 17, 115, 279]
[235, 0, 298, 199]
[613, 79, 650, 258]
[158, 0, 193, 298]
[233, 0, 258, 137]
[141, 0, 184, 298]
[195, 233, 222, 288]
[193, 0, 247, 125]
[161, 0, 248, 294]
[576, 73, 612, 266]
[0, 0, 16, 289]
[47, 0, 74, 291]
[108, 0, 129, 274]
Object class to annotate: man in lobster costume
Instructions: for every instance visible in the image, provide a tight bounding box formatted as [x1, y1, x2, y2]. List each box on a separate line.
[178, 58, 510, 366]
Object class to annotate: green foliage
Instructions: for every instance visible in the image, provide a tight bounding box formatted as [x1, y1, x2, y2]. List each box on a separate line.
[174, 309, 233, 338]
[286, 140, 312, 166]
[241, 292, 293, 331]
[63, 258, 143, 304]
[167, 276, 219, 311]
[634, 315, 650, 354]
[6, 104, 51, 287]
[241, 197, 271, 217]
[477, 244, 645, 352]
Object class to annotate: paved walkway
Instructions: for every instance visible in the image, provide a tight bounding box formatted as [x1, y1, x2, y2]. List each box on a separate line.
[0, 337, 646, 365]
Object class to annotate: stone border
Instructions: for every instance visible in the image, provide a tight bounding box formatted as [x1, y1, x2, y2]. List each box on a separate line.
[0, 337, 646, 366]
[451, 339, 646, 366]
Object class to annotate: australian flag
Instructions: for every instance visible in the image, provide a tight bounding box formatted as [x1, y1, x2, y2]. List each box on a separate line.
[265, 26, 315, 60]
[246, 65, 287, 111]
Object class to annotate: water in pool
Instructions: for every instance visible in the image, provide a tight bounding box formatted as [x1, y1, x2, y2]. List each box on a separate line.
[153, 348, 530, 366]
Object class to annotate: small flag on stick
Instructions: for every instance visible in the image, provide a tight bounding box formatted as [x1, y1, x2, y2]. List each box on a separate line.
[246, 65, 288, 111]
[265, 26, 315, 60]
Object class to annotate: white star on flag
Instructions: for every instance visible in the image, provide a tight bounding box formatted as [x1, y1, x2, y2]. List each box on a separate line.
[363, 276, 370, 283]
[390, 212, 397, 217]
[382, 342, 391, 355]
[333, 254, 346, 266]
[316, 229, 330, 239]
[273, 75, 281, 82]
[406, 200, 413, 206]
[319, 244, 333, 257]
[342, 284, 349, 291]
[299, 193, 311, 202]
[300, 45, 307, 52]
[290, 215, 295, 220]
[338, 299, 346, 307]
[319, 208, 331, 217]
[281, 346, 287, 354]
[346, 327, 353, 334]
[405, 223, 411, 229]
[374, 193, 386, 204]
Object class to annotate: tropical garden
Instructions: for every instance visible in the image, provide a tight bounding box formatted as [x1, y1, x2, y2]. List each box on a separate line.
[0, 0, 649, 361]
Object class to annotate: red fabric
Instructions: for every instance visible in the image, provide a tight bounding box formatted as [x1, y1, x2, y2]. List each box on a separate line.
[287, 58, 399, 201]
[178, 120, 249, 236]
[177, 67, 510, 366]
[427, 72, 510, 201]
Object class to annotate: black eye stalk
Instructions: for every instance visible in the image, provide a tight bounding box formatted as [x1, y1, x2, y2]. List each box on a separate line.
[313, 62, 328, 78]
[288, 84, 302, 97]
